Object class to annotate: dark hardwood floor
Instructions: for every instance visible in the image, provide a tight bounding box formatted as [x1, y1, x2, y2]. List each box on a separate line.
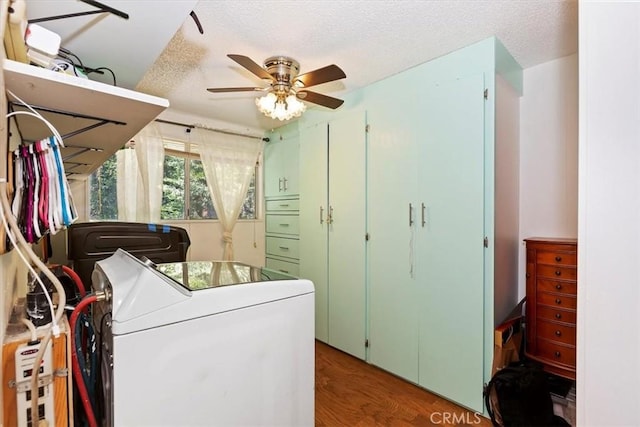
[315, 341, 492, 427]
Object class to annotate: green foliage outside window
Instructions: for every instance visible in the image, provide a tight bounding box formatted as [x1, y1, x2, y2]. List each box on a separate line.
[89, 150, 257, 221]
[188, 158, 217, 219]
[161, 155, 186, 220]
[89, 154, 118, 220]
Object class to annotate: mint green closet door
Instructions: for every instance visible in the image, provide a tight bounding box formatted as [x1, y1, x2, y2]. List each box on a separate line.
[367, 90, 420, 381]
[299, 123, 329, 342]
[327, 112, 367, 359]
[263, 134, 284, 198]
[417, 74, 486, 412]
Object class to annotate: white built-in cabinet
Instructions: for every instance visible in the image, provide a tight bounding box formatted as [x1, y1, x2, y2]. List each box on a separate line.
[368, 74, 486, 411]
[267, 37, 521, 415]
[298, 112, 367, 359]
[264, 125, 299, 199]
[264, 124, 300, 276]
[366, 39, 521, 413]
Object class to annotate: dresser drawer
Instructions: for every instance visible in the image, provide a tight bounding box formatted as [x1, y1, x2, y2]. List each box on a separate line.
[266, 199, 300, 212]
[266, 215, 300, 235]
[266, 236, 299, 259]
[536, 319, 576, 345]
[537, 251, 577, 267]
[537, 264, 577, 281]
[537, 305, 576, 325]
[537, 292, 577, 310]
[536, 339, 576, 367]
[265, 257, 299, 276]
[537, 279, 577, 296]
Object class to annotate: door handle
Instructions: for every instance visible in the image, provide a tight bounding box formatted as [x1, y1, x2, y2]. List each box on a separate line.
[278, 178, 283, 192]
[320, 206, 324, 224]
[327, 206, 334, 224]
[283, 177, 288, 191]
[409, 203, 414, 226]
[421, 203, 426, 227]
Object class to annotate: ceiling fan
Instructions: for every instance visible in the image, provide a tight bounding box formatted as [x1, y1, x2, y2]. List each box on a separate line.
[207, 54, 346, 120]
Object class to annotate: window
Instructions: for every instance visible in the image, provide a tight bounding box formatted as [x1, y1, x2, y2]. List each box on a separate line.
[88, 148, 258, 221]
[160, 151, 257, 220]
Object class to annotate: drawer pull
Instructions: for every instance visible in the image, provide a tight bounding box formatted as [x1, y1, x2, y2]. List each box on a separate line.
[555, 313, 562, 319]
[278, 246, 289, 250]
[409, 203, 414, 226]
[555, 298, 562, 305]
[279, 223, 290, 227]
[554, 351, 561, 358]
[279, 269, 289, 274]
[555, 330, 562, 337]
[555, 270, 562, 276]
[555, 256, 562, 262]
[279, 204, 290, 207]
[556, 284, 562, 290]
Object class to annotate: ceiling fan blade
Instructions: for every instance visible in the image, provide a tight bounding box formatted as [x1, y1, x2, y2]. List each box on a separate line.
[296, 64, 346, 88]
[297, 90, 344, 109]
[227, 54, 275, 81]
[207, 87, 264, 93]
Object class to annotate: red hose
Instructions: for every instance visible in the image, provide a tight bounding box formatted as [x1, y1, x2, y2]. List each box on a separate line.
[61, 265, 86, 297]
[71, 295, 98, 427]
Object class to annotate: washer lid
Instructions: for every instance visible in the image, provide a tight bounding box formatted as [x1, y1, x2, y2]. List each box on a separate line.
[95, 249, 191, 325]
[95, 249, 314, 335]
[155, 261, 295, 291]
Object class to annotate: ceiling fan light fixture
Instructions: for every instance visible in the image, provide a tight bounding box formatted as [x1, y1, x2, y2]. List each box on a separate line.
[255, 91, 306, 121]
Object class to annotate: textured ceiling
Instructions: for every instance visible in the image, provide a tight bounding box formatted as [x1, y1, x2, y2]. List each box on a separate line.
[27, 1, 579, 133]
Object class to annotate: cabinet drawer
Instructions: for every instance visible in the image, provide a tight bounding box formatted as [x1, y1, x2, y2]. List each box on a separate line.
[536, 319, 576, 345]
[266, 215, 300, 235]
[537, 251, 577, 267]
[537, 292, 577, 310]
[536, 305, 576, 325]
[266, 199, 300, 212]
[535, 339, 576, 367]
[265, 257, 299, 277]
[537, 264, 577, 281]
[537, 279, 577, 296]
[266, 236, 299, 259]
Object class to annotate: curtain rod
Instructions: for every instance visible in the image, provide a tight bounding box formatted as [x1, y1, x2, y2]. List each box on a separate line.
[155, 119, 269, 142]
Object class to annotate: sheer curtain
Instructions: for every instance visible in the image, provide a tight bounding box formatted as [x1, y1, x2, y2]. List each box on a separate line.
[116, 146, 140, 221]
[192, 128, 263, 260]
[133, 123, 165, 222]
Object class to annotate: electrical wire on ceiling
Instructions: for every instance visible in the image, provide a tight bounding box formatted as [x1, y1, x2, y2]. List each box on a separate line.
[55, 47, 118, 86]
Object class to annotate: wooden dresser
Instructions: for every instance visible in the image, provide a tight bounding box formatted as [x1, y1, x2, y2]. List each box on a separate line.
[524, 237, 577, 380]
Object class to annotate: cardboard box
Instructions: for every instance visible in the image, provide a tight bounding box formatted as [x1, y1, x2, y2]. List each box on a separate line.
[492, 298, 525, 375]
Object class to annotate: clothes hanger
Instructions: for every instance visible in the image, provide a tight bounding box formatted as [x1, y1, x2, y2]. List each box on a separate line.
[37, 140, 50, 230]
[30, 143, 42, 240]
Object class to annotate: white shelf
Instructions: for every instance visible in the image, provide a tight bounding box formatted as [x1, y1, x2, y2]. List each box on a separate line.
[3, 59, 169, 178]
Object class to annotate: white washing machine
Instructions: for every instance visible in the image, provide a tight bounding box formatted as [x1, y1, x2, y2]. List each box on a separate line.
[91, 249, 315, 427]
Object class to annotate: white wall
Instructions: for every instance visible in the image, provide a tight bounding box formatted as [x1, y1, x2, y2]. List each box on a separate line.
[494, 74, 521, 323]
[518, 53, 579, 297]
[578, 2, 640, 425]
[164, 220, 265, 265]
